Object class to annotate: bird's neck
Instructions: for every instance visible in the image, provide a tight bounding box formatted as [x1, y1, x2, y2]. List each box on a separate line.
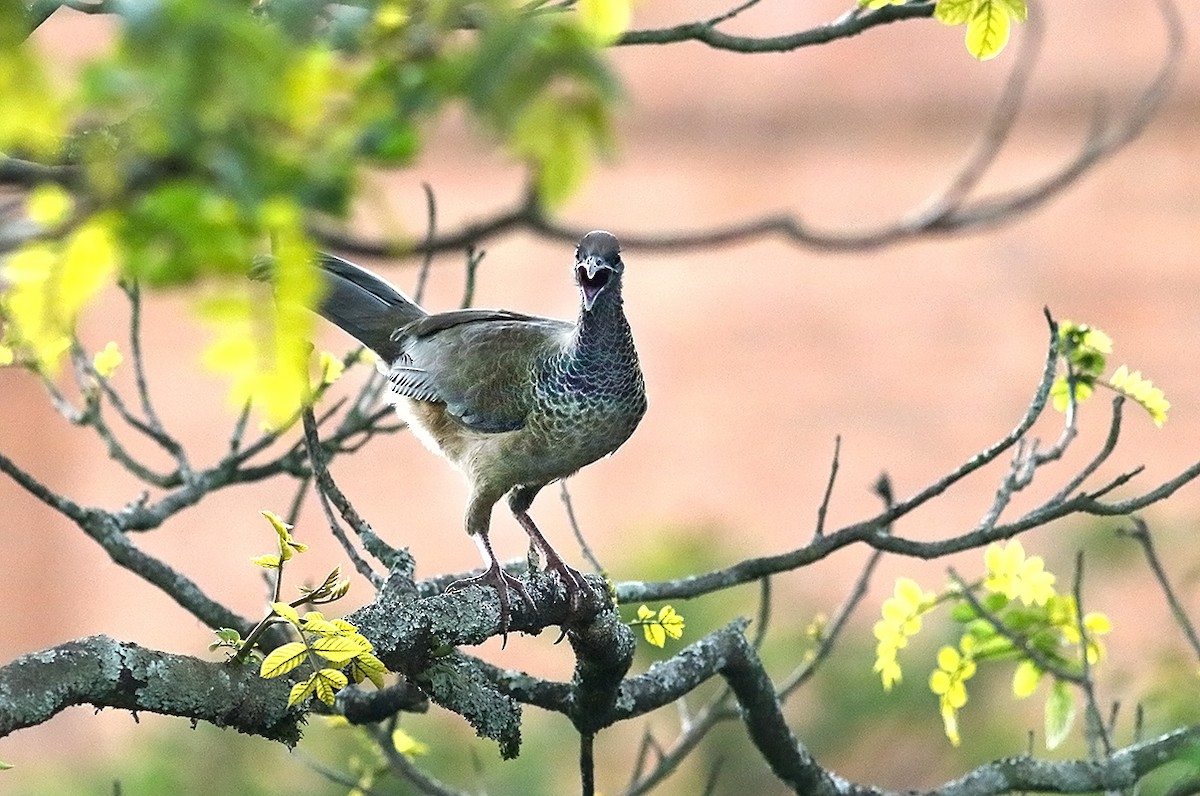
[571, 286, 632, 360]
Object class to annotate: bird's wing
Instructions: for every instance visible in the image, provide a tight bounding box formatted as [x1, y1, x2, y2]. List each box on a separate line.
[387, 312, 574, 433]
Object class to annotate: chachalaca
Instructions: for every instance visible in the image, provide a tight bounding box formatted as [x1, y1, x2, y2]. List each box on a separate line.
[314, 231, 646, 639]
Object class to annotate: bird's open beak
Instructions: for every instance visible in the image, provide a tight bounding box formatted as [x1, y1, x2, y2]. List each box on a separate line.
[577, 257, 614, 311]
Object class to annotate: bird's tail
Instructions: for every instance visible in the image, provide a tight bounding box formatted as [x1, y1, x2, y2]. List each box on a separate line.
[314, 252, 425, 362]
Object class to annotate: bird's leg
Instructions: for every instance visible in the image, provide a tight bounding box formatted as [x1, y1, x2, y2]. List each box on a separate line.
[508, 486, 589, 615]
[448, 500, 534, 647]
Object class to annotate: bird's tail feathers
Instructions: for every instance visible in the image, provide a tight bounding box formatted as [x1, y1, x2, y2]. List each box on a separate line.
[315, 252, 425, 362]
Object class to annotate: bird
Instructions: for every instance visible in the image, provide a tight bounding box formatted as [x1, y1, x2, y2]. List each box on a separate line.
[313, 231, 646, 641]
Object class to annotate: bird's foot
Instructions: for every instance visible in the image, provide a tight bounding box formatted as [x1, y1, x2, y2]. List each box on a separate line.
[540, 552, 593, 643]
[447, 562, 535, 648]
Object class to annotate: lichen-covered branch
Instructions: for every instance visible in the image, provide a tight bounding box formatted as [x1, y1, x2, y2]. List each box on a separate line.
[0, 635, 300, 744]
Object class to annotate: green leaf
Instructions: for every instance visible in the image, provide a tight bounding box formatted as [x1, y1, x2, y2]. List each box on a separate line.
[982, 592, 1010, 612]
[1045, 679, 1076, 750]
[259, 641, 309, 678]
[950, 602, 979, 623]
[0, 759, 13, 770]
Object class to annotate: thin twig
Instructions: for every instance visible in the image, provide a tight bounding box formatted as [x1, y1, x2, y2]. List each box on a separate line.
[301, 405, 398, 574]
[413, 183, 436, 305]
[947, 568, 1084, 686]
[121, 280, 192, 475]
[561, 481, 604, 574]
[1119, 517, 1200, 663]
[460, 247, 483, 309]
[1071, 552, 1112, 757]
[813, 435, 840, 539]
[369, 723, 471, 796]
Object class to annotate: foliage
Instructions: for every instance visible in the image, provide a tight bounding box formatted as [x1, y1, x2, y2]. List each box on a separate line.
[2, 0, 625, 420]
[631, 604, 687, 648]
[863, 0, 1028, 59]
[1051, 320, 1170, 427]
[875, 539, 1113, 748]
[212, 511, 390, 709]
[1, 1, 1196, 794]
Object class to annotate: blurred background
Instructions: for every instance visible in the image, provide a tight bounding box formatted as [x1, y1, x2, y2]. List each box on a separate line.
[2, 1, 1199, 793]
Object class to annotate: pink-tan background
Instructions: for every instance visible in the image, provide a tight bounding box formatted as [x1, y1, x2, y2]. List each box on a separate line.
[3, 1, 1199, 791]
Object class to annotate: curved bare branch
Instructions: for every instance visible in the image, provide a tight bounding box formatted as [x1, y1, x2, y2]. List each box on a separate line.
[314, 0, 1183, 261]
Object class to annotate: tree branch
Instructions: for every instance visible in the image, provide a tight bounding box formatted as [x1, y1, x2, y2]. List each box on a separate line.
[0, 635, 300, 744]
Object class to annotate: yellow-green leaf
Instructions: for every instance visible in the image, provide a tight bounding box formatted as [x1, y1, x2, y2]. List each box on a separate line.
[262, 510, 293, 544]
[287, 674, 318, 707]
[302, 617, 341, 636]
[27, 183, 74, 227]
[351, 651, 388, 689]
[318, 350, 344, 385]
[0, 215, 119, 373]
[576, 0, 631, 45]
[657, 606, 685, 640]
[92, 341, 123, 378]
[1012, 659, 1041, 698]
[251, 554, 281, 569]
[933, 0, 975, 25]
[643, 622, 666, 648]
[1050, 376, 1093, 413]
[392, 728, 429, 757]
[260, 642, 309, 678]
[331, 618, 359, 635]
[997, 0, 1028, 21]
[311, 635, 368, 663]
[272, 602, 301, 625]
[1044, 679, 1075, 750]
[313, 667, 348, 705]
[197, 205, 321, 427]
[0, 759, 12, 770]
[511, 94, 609, 209]
[964, 1, 1012, 61]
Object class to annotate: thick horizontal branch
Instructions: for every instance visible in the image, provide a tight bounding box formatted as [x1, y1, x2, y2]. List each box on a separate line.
[924, 726, 1200, 796]
[0, 635, 300, 744]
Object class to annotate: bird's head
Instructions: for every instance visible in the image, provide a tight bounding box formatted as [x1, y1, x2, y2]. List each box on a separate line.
[574, 230, 623, 311]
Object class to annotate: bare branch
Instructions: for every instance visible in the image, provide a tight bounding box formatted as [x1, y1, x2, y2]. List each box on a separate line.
[813, 435, 841, 539]
[617, 2, 935, 53]
[1119, 517, 1200, 663]
[313, 0, 1183, 264]
[302, 404, 388, 582]
[561, 480, 605, 574]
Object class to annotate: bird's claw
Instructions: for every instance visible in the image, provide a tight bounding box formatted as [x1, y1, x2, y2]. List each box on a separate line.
[543, 557, 591, 643]
[447, 562, 535, 648]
